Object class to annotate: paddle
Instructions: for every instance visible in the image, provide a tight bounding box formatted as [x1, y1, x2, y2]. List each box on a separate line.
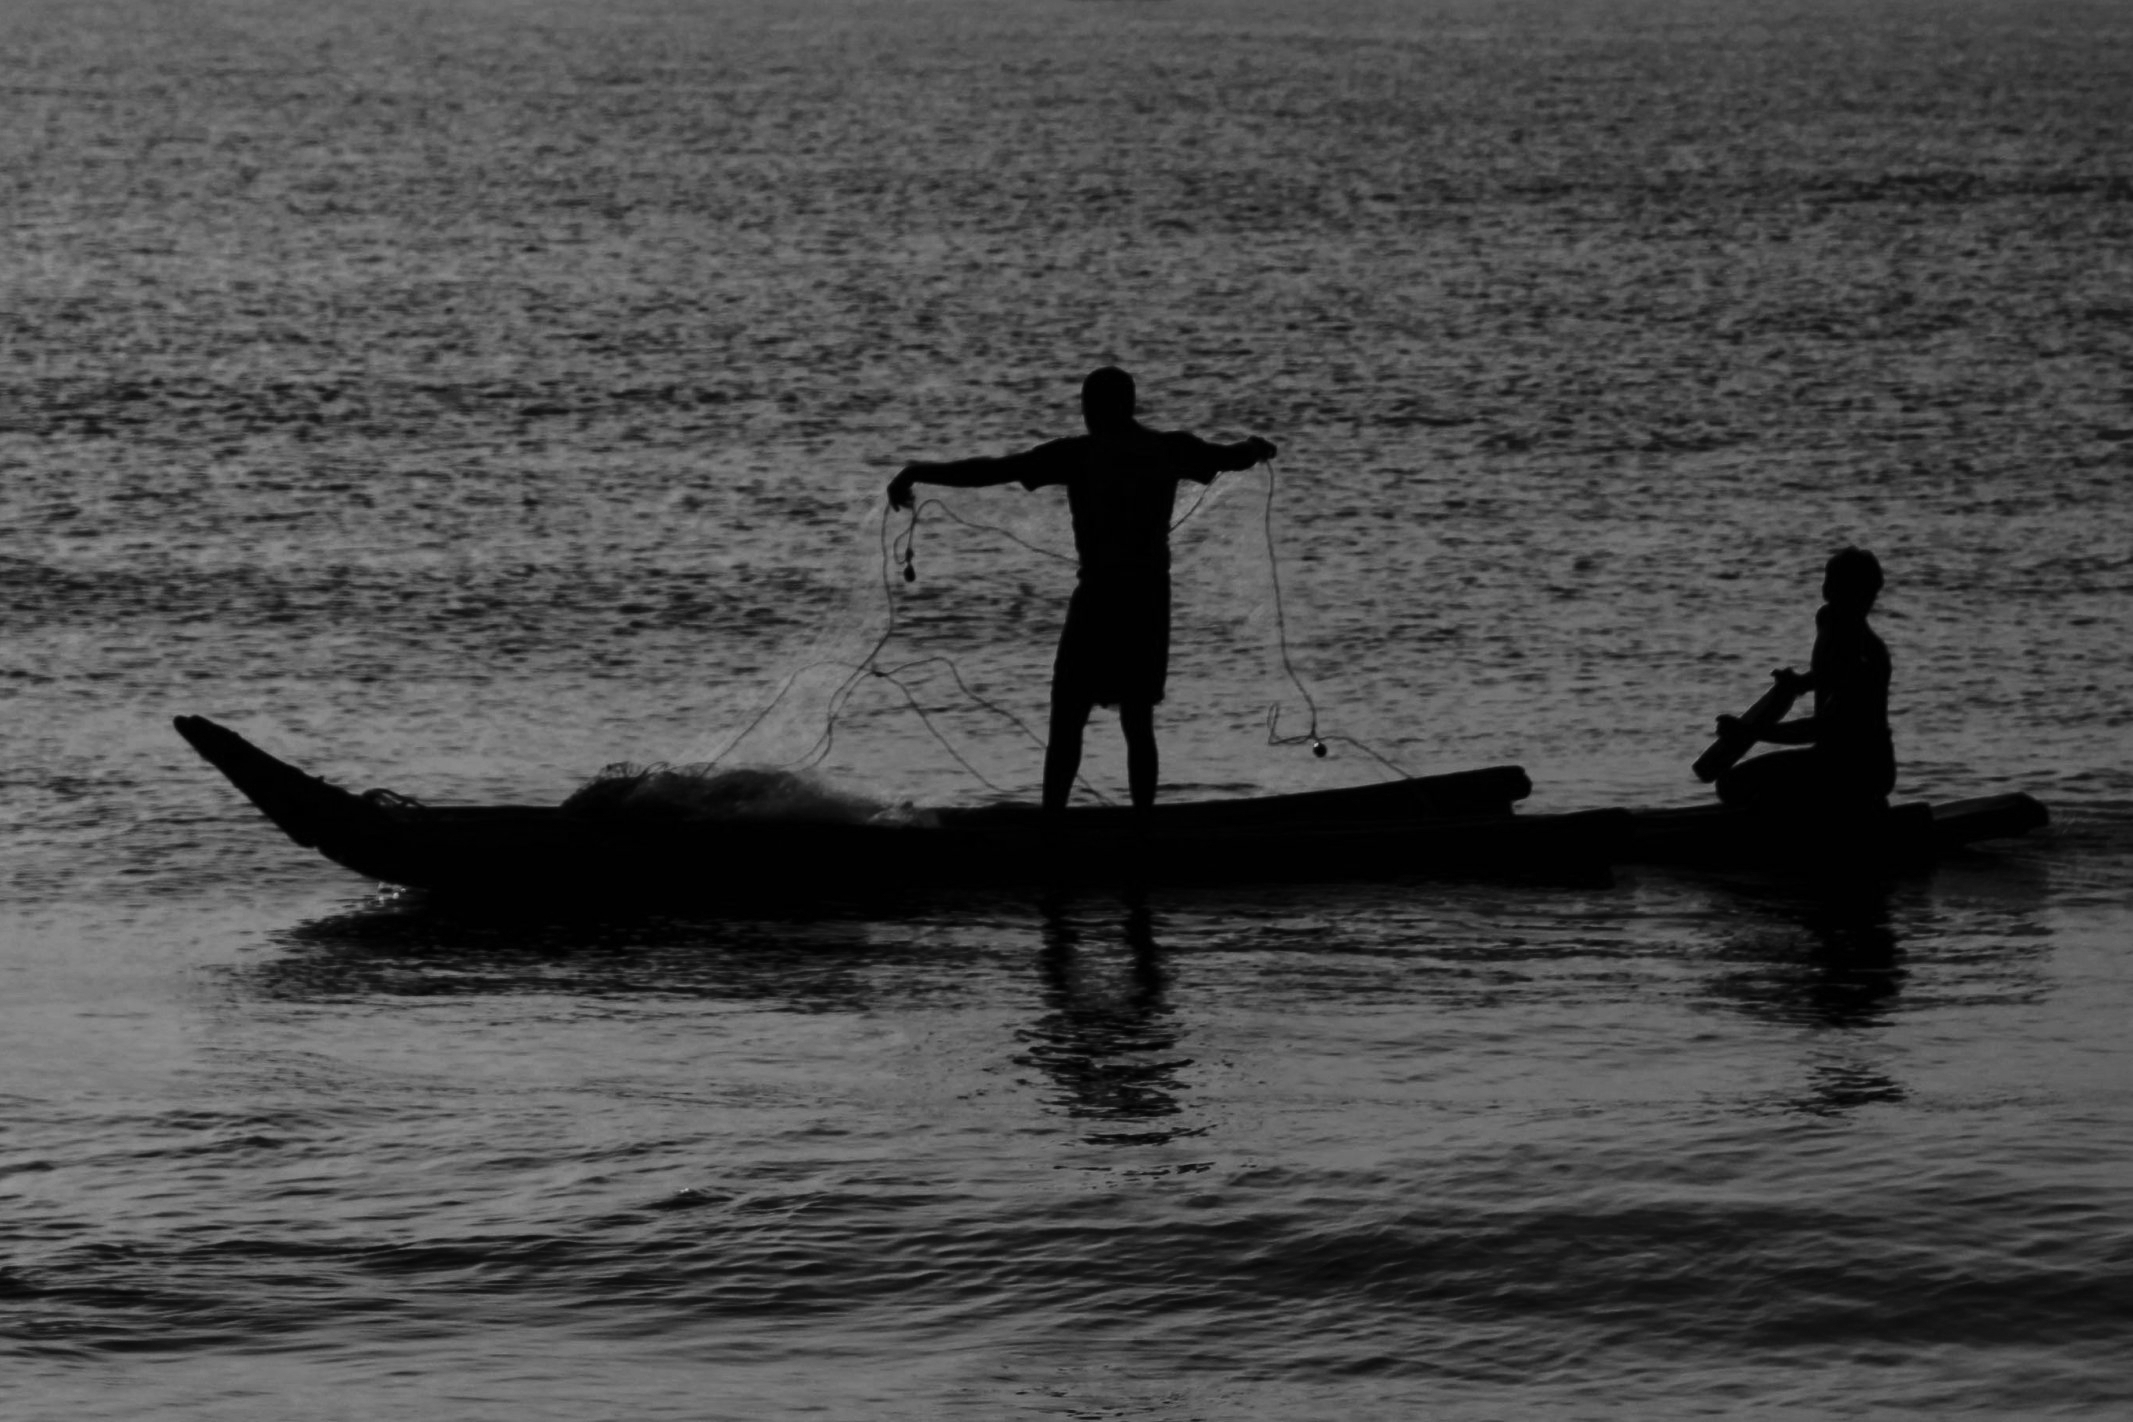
[1692, 671, 1802, 782]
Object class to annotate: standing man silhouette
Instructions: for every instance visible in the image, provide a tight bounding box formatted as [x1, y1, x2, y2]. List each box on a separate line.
[887, 367, 1278, 813]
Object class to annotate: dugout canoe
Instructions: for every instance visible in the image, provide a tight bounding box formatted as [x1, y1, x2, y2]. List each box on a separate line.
[174, 715, 1614, 901]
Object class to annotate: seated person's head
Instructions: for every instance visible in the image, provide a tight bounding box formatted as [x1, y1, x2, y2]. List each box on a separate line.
[1082, 366, 1136, 434]
[1823, 546, 1883, 613]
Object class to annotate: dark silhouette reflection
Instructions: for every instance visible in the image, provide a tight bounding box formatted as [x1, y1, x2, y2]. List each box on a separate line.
[1016, 896, 1197, 1144]
[1701, 883, 1908, 1115]
[222, 896, 974, 1014]
[1701, 882, 1905, 1029]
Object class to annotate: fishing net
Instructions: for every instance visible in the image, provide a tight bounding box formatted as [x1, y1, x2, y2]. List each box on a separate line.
[561, 761, 936, 827]
[573, 459, 1322, 809]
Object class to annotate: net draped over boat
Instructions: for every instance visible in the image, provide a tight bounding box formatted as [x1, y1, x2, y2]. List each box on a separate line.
[562, 762, 937, 827]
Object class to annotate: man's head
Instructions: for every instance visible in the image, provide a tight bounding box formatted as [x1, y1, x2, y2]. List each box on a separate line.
[1823, 546, 1883, 613]
[1081, 366, 1136, 434]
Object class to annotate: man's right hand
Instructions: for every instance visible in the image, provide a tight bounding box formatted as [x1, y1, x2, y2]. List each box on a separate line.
[1244, 436, 1278, 464]
[886, 468, 918, 510]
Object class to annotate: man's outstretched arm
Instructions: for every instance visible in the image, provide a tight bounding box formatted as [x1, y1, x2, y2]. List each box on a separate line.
[1180, 434, 1279, 482]
[887, 454, 1039, 510]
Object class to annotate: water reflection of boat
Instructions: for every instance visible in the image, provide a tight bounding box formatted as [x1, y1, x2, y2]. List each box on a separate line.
[1699, 885, 1913, 1117]
[175, 715, 1610, 902]
[249, 901, 910, 1008]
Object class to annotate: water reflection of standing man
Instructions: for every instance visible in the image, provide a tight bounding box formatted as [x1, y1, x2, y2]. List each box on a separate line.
[888, 367, 1278, 814]
[1020, 899, 1187, 1135]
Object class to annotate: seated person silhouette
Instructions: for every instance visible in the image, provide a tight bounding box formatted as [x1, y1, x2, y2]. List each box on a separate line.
[887, 367, 1277, 814]
[1715, 546, 1896, 813]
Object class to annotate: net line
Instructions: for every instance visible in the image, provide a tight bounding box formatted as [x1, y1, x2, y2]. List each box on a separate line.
[1256, 461, 1413, 780]
[704, 461, 1410, 794]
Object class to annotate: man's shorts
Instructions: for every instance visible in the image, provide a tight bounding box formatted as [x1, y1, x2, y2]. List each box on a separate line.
[1052, 574, 1171, 709]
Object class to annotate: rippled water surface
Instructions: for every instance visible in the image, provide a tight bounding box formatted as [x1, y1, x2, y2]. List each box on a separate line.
[4, 0, 2130, 1416]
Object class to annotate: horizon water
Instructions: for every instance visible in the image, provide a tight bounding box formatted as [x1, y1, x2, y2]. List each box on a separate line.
[3, 0, 2131, 1416]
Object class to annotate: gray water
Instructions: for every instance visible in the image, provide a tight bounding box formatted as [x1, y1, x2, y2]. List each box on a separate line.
[4, 0, 2130, 1415]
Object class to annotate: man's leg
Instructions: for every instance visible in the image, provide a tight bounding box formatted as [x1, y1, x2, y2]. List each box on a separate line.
[1120, 701, 1157, 811]
[1044, 692, 1095, 814]
[1716, 747, 1816, 811]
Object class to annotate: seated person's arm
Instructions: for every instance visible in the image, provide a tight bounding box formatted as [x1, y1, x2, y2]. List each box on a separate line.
[1756, 716, 1821, 746]
[1717, 711, 1821, 746]
[1715, 667, 1817, 745]
[1754, 663, 1874, 746]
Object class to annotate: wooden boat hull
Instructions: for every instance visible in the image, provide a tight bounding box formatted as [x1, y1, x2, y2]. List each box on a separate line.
[174, 715, 1608, 902]
[1625, 795, 2049, 872]
[174, 717, 2050, 900]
